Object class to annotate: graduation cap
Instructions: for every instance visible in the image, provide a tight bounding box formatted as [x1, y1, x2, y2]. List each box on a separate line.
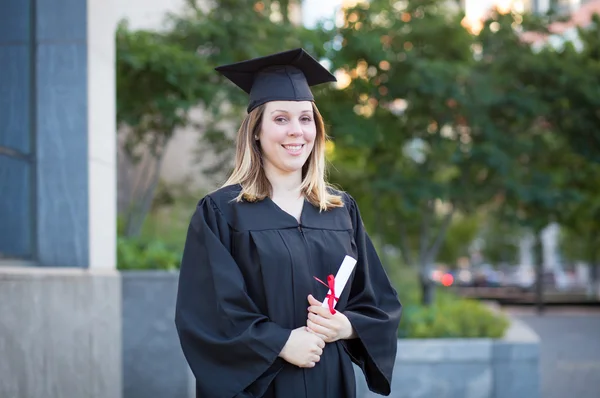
[215, 48, 337, 113]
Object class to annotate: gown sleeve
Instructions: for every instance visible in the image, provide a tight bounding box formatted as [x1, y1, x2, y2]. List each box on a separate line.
[341, 194, 403, 396]
[174, 196, 291, 398]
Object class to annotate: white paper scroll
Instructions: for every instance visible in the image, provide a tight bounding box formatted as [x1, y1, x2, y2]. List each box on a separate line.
[321, 255, 357, 310]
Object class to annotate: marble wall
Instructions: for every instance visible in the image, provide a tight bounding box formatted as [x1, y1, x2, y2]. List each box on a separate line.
[0, 0, 116, 269]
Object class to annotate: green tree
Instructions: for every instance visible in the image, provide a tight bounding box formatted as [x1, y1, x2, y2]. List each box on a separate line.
[536, 15, 600, 296]
[557, 159, 600, 296]
[474, 9, 579, 312]
[477, 10, 600, 308]
[116, 0, 324, 236]
[165, 0, 332, 183]
[436, 213, 480, 266]
[322, 1, 545, 304]
[116, 21, 213, 237]
[478, 214, 520, 266]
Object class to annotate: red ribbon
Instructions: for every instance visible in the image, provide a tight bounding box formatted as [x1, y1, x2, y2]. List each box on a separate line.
[314, 274, 339, 315]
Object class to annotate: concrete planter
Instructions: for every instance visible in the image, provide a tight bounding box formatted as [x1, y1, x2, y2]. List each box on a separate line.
[121, 270, 192, 398]
[356, 317, 540, 398]
[0, 267, 122, 398]
[121, 271, 540, 398]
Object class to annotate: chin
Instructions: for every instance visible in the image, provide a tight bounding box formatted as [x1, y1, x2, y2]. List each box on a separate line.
[279, 158, 308, 174]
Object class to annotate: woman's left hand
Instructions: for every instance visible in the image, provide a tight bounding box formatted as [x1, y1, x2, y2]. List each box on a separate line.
[305, 294, 356, 343]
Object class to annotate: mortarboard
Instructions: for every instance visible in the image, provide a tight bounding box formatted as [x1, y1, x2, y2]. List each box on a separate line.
[215, 48, 337, 113]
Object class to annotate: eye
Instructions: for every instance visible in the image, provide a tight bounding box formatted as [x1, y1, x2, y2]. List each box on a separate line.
[300, 116, 313, 123]
[274, 116, 287, 123]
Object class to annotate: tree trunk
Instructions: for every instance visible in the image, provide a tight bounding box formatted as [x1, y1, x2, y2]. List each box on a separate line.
[280, 0, 290, 24]
[416, 201, 456, 306]
[397, 222, 414, 268]
[419, 264, 435, 306]
[124, 152, 165, 237]
[418, 201, 433, 305]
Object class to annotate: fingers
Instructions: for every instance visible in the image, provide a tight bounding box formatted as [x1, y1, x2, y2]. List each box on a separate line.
[307, 319, 331, 336]
[306, 326, 328, 342]
[316, 338, 325, 349]
[309, 329, 326, 348]
[308, 295, 334, 319]
[299, 354, 321, 368]
[284, 327, 328, 369]
[307, 320, 337, 342]
[308, 303, 332, 319]
[307, 294, 322, 306]
[308, 312, 336, 330]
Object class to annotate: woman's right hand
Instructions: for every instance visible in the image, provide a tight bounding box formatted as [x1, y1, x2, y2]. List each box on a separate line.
[279, 327, 325, 368]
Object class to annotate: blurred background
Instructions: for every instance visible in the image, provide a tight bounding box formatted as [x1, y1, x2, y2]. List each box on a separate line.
[1, 0, 599, 397]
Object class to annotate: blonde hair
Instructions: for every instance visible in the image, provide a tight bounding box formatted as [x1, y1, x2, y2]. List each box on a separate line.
[222, 102, 343, 211]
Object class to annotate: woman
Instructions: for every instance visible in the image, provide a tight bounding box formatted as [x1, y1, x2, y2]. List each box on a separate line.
[175, 48, 402, 398]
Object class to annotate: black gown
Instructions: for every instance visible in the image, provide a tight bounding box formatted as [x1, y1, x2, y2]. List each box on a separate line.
[175, 184, 402, 398]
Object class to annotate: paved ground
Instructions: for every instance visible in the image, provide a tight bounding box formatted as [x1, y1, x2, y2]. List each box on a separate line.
[506, 307, 600, 398]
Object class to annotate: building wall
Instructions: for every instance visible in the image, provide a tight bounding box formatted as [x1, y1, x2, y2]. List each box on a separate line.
[0, 267, 121, 398]
[0, 0, 116, 269]
[0, 0, 121, 396]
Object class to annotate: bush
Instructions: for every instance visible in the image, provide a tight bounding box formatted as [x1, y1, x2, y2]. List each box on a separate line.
[398, 296, 510, 339]
[383, 258, 510, 339]
[117, 237, 182, 271]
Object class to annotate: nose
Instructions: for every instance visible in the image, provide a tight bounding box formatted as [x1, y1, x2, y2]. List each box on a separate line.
[288, 119, 303, 137]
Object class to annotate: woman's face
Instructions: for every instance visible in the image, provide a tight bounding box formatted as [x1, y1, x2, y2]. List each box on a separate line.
[258, 101, 317, 176]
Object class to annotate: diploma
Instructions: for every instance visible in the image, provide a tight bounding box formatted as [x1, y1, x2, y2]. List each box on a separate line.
[321, 255, 357, 310]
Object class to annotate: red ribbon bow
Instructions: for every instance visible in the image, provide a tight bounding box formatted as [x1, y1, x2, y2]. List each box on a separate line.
[314, 274, 339, 315]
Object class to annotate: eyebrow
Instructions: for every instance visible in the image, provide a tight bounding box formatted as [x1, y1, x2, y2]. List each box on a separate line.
[270, 109, 312, 114]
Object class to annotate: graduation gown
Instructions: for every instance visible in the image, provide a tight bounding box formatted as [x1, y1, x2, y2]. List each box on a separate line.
[175, 184, 402, 398]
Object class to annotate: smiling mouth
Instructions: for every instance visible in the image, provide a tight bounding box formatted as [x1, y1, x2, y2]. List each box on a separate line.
[282, 144, 304, 151]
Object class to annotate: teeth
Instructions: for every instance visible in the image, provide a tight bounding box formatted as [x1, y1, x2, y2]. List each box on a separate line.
[284, 145, 302, 150]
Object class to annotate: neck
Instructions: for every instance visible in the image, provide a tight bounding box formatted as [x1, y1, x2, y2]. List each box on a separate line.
[264, 165, 303, 198]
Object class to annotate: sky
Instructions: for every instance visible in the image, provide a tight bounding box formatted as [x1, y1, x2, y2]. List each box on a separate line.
[300, 0, 500, 30]
[302, 0, 342, 28]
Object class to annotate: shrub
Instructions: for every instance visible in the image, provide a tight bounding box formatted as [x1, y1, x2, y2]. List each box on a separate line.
[384, 259, 510, 339]
[398, 295, 510, 339]
[117, 237, 182, 271]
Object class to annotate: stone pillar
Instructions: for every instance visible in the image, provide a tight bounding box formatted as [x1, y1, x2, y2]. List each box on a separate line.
[0, 1, 34, 260]
[0, 0, 121, 397]
[87, 0, 117, 270]
[0, 0, 116, 269]
[35, 0, 91, 267]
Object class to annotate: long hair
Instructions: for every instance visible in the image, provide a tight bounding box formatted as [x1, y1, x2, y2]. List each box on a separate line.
[222, 102, 343, 211]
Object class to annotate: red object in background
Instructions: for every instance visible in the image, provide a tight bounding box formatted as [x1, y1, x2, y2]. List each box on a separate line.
[441, 273, 454, 287]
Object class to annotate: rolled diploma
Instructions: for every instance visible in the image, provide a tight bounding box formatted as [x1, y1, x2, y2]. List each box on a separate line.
[321, 255, 358, 309]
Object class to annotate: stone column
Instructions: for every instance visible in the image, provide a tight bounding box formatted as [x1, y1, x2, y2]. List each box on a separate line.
[0, 0, 121, 397]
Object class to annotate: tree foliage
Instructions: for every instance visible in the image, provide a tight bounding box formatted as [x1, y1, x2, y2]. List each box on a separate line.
[314, 1, 559, 303]
[115, 0, 600, 299]
[116, 20, 214, 236]
[116, 0, 326, 235]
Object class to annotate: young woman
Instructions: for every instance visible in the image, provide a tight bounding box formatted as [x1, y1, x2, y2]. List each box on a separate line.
[175, 48, 402, 398]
